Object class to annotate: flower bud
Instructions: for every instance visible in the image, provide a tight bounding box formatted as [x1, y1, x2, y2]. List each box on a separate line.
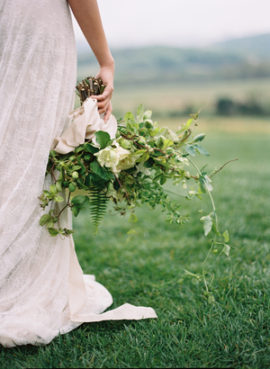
[69, 183, 76, 192]
[117, 137, 132, 149]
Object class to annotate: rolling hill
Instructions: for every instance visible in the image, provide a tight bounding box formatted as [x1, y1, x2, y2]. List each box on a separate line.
[77, 34, 270, 87]
[214, 33, 270, 60]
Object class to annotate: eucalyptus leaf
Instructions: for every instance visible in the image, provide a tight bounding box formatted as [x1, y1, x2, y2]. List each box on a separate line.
[185, 144, 196, 157]
[193, 133, 206, 142]
[195, 145, 209, 156]
[200, 214, 213, 236]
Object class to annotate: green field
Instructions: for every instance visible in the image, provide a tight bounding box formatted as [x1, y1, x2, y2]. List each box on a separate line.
[1, 119, 270, 368]
[111, 78, 270, 117]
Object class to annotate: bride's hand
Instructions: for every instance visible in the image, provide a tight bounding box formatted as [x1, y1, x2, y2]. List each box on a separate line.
[92, 62, 114, 122]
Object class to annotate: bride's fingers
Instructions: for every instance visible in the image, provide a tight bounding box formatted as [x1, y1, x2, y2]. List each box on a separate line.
[92, 85, 114, 101]
[97, 100, 109, 112]
[98, 101, 110, 115]
[104, 102, 112, 122]
[97, 100, 108, 109]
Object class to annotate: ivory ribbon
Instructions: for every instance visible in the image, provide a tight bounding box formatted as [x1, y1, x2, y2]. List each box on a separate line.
[51, 97, 118, 154]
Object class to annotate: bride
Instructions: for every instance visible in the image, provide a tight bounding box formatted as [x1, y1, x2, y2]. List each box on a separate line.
[0, 0, 157, 348]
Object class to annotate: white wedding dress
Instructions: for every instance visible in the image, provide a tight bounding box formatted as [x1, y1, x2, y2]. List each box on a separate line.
[0, 0, 157, 348]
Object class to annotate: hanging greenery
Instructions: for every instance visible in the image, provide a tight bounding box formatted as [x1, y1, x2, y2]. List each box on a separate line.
[38, 77, 233, 256]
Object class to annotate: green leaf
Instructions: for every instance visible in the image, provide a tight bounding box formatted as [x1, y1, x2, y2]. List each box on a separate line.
[39, 214, 52, 226]
[124, 112, 135, 123]
[85, 173, 91, 186]
[193, 133, 206, 142]
[184, 118, 194, 130]
[74, 145, 84, 153]
[95, 131, 111, 149]
[127, 228, 137, 235]
[46, 220, 55, 229]
[56, 181, 62, 192]
[199, 174, 213, 193]
[49, 184, 57, 194]
[54, 195, 64, 203]
[71, 205, 80, 217]
[90, 173, 107, 187]
[90, 160, 114, 181]
[129, 213, 138, 223]
[223, 244, 231, 257]
[185, 144, 196, 157]
[178, 118, 194, 133]
[195, 145, 209, 156]
[84, 154, 92, 161]
[48, 227, 59, 236]
[71, 195, 89, 207]
[62, 228, 74, 236]
[223, 230, 230, 243]
[84, 143, 99, 154]
[160, 175, 167, 185]
[200, 214, 213, 236]
[88, 186, 109, 231]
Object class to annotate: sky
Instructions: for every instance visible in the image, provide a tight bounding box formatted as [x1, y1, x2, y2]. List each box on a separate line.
[72, 0, 270, 48]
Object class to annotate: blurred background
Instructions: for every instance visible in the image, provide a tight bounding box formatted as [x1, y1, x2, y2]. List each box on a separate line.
[72, 0, 270, 135]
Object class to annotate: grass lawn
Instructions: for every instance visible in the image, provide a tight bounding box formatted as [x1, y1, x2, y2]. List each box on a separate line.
[1, 121, 270, 368]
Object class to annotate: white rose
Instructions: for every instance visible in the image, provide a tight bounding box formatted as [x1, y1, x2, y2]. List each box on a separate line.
[95, 142, 131, 175]
[116, 153, 137, 172]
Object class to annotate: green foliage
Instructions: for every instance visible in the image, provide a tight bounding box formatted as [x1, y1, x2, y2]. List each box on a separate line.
[38, 106, 228, 250]
[71, 195, 89, 217]
[94, 131, 111, 149]
[215, 96, 269, 116]
[88, 187, 109, 232]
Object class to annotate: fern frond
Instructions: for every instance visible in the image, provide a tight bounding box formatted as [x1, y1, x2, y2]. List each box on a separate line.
[88, 186, 108, 232]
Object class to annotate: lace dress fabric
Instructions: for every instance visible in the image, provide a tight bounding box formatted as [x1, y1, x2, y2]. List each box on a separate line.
[0, 0, 157, 348]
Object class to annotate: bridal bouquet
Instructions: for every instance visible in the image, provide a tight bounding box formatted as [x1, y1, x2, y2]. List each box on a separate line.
[39, 77, 230, 254]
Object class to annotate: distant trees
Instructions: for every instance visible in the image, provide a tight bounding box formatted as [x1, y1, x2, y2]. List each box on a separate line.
[216, 97, 268, 116]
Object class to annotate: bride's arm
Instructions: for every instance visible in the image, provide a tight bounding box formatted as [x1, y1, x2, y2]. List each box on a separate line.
[68, 0, 114, 121]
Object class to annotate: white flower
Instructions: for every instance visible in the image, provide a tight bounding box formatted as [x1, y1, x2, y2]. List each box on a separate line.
[95, 142, 133, 175]
[116, 153, 137, 172]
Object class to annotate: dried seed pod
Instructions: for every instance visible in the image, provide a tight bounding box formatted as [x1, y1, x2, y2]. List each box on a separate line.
[76, 76, 106, 105]
[100, 84, 105, 94]
[93, 81, 100, 95]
